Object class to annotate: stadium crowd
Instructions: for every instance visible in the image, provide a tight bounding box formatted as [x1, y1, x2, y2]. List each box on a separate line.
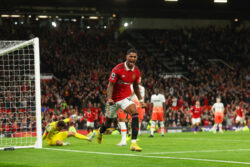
[0, 20, 249, 135]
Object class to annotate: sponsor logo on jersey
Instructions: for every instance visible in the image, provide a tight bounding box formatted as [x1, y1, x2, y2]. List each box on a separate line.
[132, 74, 136, 80]
[117, 80, 130, 85]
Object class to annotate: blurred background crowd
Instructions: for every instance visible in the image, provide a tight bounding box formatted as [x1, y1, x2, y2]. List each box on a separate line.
[0, 20, 249, 135]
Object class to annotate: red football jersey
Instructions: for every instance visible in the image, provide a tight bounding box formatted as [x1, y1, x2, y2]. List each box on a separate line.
[81, 112, 95, 122]
[236, 107, 244, 117]
[12, 123, 19, 133]
[109, 62, 140, 102]
[91, 107, 99, 120]
[203, 119, 210, 126]
[190, 106, 203, 118]
[2, 124, 10, 132]
[99, 115, 106, 125]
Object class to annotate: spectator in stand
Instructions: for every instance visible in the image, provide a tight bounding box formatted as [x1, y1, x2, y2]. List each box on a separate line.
[0, 20, 249, 131]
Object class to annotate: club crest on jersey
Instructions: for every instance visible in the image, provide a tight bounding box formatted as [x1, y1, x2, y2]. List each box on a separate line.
[122, 75, 125, 78]
[132, 74, 136, 80]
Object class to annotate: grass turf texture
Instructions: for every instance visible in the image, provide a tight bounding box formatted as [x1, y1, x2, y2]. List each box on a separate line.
[0, 131, 250, 167]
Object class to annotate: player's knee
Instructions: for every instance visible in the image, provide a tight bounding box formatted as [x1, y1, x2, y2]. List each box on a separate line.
[125, 104, 138, 115]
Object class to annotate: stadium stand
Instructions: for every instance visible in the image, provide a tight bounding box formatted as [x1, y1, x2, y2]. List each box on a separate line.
[0, 20, 249, 133]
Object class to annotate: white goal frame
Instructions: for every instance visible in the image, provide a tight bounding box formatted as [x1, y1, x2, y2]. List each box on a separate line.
[0, 38, 42, 150]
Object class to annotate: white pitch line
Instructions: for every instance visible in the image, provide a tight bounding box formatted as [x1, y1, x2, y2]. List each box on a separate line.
[170, 138, 250, 143]
[43, 148, 250, 165]
[141, 148, 250, 154]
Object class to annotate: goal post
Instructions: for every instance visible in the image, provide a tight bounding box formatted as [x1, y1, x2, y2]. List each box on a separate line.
[0, 38, 42, 150]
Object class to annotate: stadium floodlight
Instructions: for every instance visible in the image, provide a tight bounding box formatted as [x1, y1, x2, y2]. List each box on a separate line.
[1, 15, 9, 18]
[164, 0, 178, 2]
[0, 38, 42, 150]
[214, 0, 227, 3]
[37, 15, 49, 19]
[1, 15, 22, 18]
[11, 15, 22, 18]
[124, 22, 128, 27]
[51, 21, 57, 27]
[89, 16, 98, 19]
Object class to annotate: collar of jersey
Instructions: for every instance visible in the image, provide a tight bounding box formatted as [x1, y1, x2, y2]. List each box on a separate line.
[124, 61, 135, 71]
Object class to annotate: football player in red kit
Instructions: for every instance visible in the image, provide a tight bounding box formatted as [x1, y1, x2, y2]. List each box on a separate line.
[190, 101, 203, 134]
[96, 48, 145, 152]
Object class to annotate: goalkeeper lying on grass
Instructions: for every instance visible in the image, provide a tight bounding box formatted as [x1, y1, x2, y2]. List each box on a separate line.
[42, 116, 95, 146]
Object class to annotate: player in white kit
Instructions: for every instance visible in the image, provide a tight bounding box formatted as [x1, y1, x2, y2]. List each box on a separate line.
[150, 88, 166, 137]
[211, 97, 224, 134]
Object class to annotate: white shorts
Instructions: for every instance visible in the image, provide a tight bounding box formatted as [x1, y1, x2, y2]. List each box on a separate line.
[236, 116, 244, 124]
[192, 118, 201, 125]
[105, 97, 135, 118]
[87, 121, 94, 128]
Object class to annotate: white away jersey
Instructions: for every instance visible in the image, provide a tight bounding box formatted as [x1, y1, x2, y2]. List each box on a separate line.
[212, 102, 224, 113]
[151, 94, 165, 107]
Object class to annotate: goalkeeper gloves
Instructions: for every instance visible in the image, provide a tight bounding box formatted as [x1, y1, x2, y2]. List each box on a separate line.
[70, 114, 77, 121]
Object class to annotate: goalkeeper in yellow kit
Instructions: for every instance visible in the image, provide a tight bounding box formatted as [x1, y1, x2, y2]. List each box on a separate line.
[42, 117, 95, 146]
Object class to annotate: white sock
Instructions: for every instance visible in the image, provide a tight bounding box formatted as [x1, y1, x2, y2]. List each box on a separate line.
[138, 122, 141, 136]
[160, 121, 164, 135]
[119, 122, 127, 144]
[213, 124, 217, 133]
[131, 139, 136, 143]
[219, 123, 222, 132]
[151, 121, 156, 135]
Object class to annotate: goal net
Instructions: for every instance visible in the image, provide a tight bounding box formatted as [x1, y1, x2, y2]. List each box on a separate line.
[0, 38, 42, 150]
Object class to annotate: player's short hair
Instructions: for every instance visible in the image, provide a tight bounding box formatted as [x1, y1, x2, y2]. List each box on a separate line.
[127, 48, 137, 55]
[57, 120, 66, 128]
[216, 96, 221, 100]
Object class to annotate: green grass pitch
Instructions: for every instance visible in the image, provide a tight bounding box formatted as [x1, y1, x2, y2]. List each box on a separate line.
[0, 131, 250, 167]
